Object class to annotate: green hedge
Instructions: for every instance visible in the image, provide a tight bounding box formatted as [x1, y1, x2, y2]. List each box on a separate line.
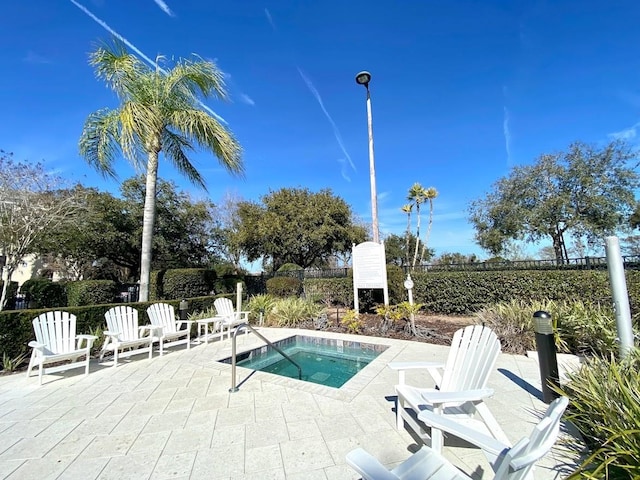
[0, 295, 219, 364]
[162, 269, 215, 300]
[303, 269, 640, 315]
[66, 280, 117, 307]
[266, 277, 302, 297]
[20, 279, 66, 308]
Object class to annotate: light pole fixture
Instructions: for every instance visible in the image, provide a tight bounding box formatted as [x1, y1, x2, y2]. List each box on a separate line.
[355, 70, 380, 243]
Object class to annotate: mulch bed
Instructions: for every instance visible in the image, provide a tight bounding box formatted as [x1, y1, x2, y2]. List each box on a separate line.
[297, 312, 476, 346]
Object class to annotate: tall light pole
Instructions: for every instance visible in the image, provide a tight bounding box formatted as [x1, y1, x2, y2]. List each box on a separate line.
[355, 70, 380, 243]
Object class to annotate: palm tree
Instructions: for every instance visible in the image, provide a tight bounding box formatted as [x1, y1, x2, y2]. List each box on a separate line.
[79, 41, 243, 301]
[401, 204, 413, 266]
[407, 183, 426, 268]
[419, 187, 438, 264]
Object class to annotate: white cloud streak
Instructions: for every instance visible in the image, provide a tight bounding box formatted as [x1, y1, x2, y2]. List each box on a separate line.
[264, 8, 276, 31]
[503, 106, 512, 165]
[68, 0, 227, 124]
[297, 67, 356, 176]
[609, 122, 640, 141]
[153, 0, 174, 16]
[239, 93, 255, 106]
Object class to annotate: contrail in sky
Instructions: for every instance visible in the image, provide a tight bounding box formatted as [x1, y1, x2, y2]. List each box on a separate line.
[153, 0, 174, 17]
[503, 106, 512, 166]
[264, 8, 276, 31]
[502, 85, 512, 166]
[68, 0, 227, 124]
[297, 67, 356, 177]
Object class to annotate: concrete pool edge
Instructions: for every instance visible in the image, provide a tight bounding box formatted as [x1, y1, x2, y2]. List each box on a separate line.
[207, 327, 399, 401]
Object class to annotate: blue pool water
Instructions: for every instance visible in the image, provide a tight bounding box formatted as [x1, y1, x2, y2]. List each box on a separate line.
[221, 335, 388, 388]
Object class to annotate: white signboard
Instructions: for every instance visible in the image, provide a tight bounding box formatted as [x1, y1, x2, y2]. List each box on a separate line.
[352, 241, 389, 310]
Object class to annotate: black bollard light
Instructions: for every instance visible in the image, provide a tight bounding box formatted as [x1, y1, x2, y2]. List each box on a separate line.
[179, 299, 188, 322]
[533, 310, 560, 404]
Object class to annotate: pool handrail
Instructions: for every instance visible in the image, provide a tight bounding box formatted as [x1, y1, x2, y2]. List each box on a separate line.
[229, 323, 302, 392]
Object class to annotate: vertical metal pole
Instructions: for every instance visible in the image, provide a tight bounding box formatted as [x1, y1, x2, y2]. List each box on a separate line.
[236, 282, 243, 320]
[365, 88, 379, 244]
[605, 236, 634, 358]
[533, 310, 560, 404]
[229, 332, 238, 392]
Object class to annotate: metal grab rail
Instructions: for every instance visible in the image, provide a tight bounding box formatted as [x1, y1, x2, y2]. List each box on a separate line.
[229, 323, 302, 392]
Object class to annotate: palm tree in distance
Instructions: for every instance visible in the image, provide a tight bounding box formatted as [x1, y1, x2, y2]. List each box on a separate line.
[407, 183, 426, 268]
[79, 40, 243, 301]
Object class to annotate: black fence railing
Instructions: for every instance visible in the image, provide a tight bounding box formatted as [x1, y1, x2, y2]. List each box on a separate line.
[255, 255, 640, 280]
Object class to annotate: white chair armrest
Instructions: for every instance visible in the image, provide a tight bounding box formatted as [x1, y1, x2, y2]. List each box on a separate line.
[176, 320, 194, 328]
[346, 448, 400, 480]
[388, 361, 445, 386]
[417, 410, 508, 457]
[28, 340, 45, 349]
[103, 331, 120, 337]
[419, 388, 494, 405]
[76, 334, 97, 349]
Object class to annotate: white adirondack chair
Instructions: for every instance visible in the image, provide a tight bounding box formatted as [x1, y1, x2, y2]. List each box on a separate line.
[214, 297, 250, 339]
[100, 306, 155, 367]
[389, 325, 509, 451]
[146, 303, 193, 355]
[26, 311, 97, 385]
[346, 395, 569, 480]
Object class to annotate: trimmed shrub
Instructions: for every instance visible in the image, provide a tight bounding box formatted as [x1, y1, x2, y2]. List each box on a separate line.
[162, 269, 215, 300]
[266, 276, 302, 297]
[149, 269, 165, 300]
[66, 280, 117, 307]
[20, 279, 66, 308]
[277, 263, 303, 272]
[266, 297, 323, 327]
[303, 277, 352, 306]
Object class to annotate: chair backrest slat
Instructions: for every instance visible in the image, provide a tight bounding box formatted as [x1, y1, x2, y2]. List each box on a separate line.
[441, 325, 501, 392]
[146, 303, 177, 333]
[214, 298, 235, 318]
[495, 396, 569, 480]
[105, 306, 140, 341]
[32, 311, 77, 354]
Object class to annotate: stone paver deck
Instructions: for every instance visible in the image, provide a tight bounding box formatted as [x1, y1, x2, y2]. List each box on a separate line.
[0, 328, 580, 479]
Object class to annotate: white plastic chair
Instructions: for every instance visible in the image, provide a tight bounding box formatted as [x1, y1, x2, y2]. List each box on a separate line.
[100, 306, 155, 366]
[146, 303, 193, 355]
[26, 311, 97, 385]
[214, 297, 249, 339]
[346, 396, 569, 480]
[389, 325, 509, 451]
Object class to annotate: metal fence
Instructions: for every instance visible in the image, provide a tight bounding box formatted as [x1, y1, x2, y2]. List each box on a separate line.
[252, 255, 640, 281]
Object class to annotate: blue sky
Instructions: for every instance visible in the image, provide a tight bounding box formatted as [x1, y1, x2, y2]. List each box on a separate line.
[1, 0, 640, 262]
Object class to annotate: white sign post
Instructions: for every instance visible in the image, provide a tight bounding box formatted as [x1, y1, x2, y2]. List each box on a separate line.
[352, 241, 388, 311]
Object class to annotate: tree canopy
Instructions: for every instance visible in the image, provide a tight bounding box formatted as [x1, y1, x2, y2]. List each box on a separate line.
[232, 187, 367, 270]
[468, 141, 639, 262]
[40, 176, 222, 282]
[0, 151, 84, 310]
[79, 40, 242, 301]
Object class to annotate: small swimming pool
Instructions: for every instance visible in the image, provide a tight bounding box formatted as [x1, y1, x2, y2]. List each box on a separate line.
[220, 335, 388, 388]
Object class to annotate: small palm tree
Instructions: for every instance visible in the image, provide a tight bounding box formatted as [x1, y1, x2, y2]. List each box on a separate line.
[79, 41, 243, 301]
[420, 187, 438, 264]
[407, 183, 426, 267]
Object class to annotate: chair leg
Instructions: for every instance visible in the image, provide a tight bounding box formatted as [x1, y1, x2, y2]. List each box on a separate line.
[25, 351, 36, 378]
[85, 351, 91, 375]
[396, 396, 404, 430]
[113, 348, 119, 367]
[148, 340, 153, 359]
[38, 363, 43, 385]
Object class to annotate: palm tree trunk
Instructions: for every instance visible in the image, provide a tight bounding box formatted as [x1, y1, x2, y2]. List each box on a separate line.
[138, 148, 160, 302]
[412, 204, 421, 268]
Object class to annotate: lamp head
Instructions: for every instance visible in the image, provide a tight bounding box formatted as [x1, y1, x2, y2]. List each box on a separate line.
[355, 71, 371, 87]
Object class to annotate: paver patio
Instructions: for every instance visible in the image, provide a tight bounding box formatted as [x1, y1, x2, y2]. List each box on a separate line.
[0, 327, 580, 479]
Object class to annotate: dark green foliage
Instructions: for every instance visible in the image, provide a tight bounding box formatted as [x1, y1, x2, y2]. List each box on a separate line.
[266, 277, 302, 297]
[149, 269, 165, 300]
[303, 277, 353, 306]
[162, 269, 215, 300]
[20, 279, 66, 308]
[277, 263, 303, 271]
[386, 264, 406, 304]
[66, 280, 117, 307]
[213, 275, 244, 295]
[560, 350, 640, 478]
[0, 281, 19, 310]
